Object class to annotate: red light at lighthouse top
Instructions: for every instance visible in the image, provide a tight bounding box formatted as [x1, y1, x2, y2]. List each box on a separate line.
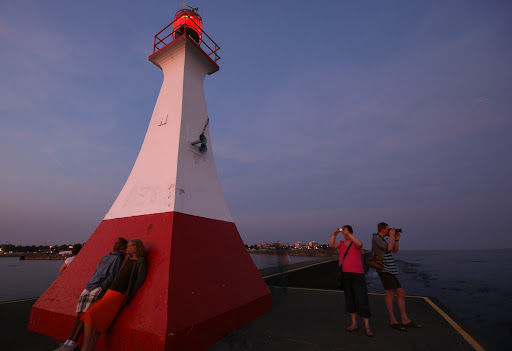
[173, 9, 203, 44]
[151, 6, 220, 63]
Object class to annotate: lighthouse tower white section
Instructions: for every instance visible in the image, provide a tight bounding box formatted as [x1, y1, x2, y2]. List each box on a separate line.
[105, 37, 232, 222]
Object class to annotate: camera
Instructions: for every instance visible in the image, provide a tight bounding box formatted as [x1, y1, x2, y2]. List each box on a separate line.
[390, 228, 402, 233]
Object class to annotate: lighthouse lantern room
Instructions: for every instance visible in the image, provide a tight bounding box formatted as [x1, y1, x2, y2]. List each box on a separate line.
[173, 9, 203, 43]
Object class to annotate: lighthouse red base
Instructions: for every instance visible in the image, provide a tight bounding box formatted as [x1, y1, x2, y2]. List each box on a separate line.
[28, 212, 272, 351]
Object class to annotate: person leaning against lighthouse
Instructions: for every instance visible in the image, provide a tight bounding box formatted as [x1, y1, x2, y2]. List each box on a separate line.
[55, 238, 127, 351]
[80, 239, 147, 351]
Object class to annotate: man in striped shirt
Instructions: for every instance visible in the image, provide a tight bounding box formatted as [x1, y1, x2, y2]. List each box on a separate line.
[372, 222, 422, 331]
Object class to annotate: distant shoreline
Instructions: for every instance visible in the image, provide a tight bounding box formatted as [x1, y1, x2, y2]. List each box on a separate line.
[0, 254, 65, 260]
[248, 249, 338, 257]
[1, 250, 337, 260]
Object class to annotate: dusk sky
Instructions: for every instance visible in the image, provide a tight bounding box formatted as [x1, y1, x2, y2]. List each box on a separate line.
[1, 0, 511, 250]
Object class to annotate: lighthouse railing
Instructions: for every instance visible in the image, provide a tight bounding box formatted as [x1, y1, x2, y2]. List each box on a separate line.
[153, 15, 220, 63]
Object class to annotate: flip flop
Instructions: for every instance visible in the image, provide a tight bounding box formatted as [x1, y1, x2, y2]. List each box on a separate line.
[346, 325, 359, 332]
[402, 321, 422, 328]
[365, 328, 374, 337]
[390, 323, 406, 331]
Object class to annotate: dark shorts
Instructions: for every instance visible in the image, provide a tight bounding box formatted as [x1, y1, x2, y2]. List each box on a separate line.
[377, 272, 402, 290]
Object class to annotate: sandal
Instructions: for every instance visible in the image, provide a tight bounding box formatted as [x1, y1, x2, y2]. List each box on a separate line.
[401, 321, 422, 328]
[390, 323, 406, 331]
[365, 328, 374, 337]
[346, 325, 359, 332]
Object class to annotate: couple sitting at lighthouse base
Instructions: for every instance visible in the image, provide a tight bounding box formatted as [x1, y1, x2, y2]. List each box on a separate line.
[54, 237, 147, 351]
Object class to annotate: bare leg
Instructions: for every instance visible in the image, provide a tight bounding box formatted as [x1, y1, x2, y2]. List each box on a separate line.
[346, 313, 358, 330]
[363, 317, 370, 329]
[384, 289, 399, 324]
[88, 330, 101, 351]
[81, 323, 92, 351]
[81, 323, 100, 351]
[350, 312, 357, 327]
[66, 316, 81, 340]
[396, 288, 411, 324]
[69, 313, 84, 342]
[363, 317, 373, 336]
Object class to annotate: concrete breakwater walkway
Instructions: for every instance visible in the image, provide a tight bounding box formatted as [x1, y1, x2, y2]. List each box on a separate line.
[0, 259, 495, 351]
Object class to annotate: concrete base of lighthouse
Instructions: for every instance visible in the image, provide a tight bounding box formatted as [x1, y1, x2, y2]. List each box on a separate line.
[28, 211, 272, 350]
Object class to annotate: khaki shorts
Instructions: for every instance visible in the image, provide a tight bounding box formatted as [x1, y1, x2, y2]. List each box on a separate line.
[377, 272, 402, 290]
[76, 287, 103, 313]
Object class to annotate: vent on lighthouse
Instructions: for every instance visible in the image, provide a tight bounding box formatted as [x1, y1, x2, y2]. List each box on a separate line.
[173, 4, 203, 44]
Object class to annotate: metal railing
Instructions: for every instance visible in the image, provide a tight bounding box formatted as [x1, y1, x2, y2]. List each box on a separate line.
[152, 14, 220, 62]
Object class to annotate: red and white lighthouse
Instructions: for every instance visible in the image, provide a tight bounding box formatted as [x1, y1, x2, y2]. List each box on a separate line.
[29, 9, 272, 351]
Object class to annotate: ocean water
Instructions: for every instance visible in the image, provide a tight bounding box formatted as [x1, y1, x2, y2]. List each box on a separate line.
[248, 253, 320, 269]
[1, 250, 510, 350]
[365, 249, 512, 351]
[0, 254, 318, 302]
[0, 258, 63, 302]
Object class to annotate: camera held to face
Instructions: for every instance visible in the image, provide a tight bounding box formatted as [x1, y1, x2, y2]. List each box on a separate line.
[390, 228, 402, 233]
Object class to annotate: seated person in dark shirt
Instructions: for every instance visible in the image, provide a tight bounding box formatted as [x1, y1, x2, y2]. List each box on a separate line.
[80, 239, 147, 351]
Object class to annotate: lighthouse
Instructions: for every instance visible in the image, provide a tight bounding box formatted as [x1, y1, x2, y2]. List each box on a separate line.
[29, 8, 272, 351]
